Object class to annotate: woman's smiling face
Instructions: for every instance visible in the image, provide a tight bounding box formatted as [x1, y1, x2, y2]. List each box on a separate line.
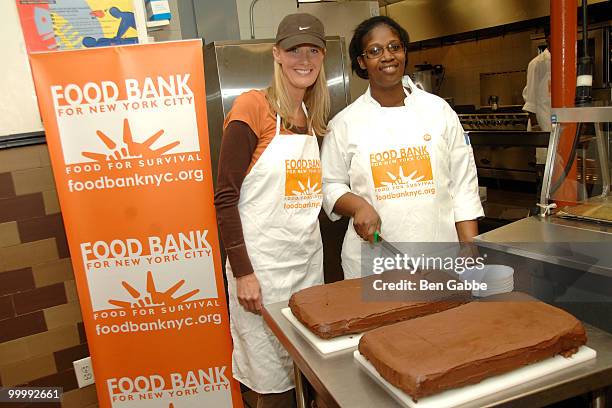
[273, 44, 325, 91]
[358, 24, 406, 91]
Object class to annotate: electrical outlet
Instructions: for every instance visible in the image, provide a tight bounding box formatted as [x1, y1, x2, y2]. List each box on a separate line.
[73, 356, 95, 388]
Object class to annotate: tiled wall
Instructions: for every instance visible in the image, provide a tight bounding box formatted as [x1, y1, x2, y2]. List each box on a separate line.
[407, 30, 535, 106]
[0, 144, 97, 407]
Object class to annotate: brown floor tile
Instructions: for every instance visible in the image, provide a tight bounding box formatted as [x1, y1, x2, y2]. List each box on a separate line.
[13, 283, 67, 315]
[0, 295, 15, 320]
[25, 403, 61, 408]
[64, 280, 78, 303]
[77, 322, 87, 344]
[53, 343, 90, 372]
[56, 236, 70, 259]
[23, 326, 80, 362]
[0, 221, 20, 247]
[17, 214, 70, 258]
[0, 336, 29, 366]
[0, 354, 56, 386]
[0, 193, 45, 223]
[12, 167, 57, 196]
[0, 267, 35, 296]
[17, 214, 63, 243]
[0, 172, 16, 199]
[42, 190, 60, 215]
[0, 311, 47, 343]
[0, 238, 59, 273]
[43, 302, 83, 330]
[38, 145, 51, 167]
[29, 368, 79, 393]
[5, 400, 28, 408]
[32, 258, 74, 288]
[0, 326, 79, 366]
[0, 145, 44, 173]
[61, 385, 98, 408]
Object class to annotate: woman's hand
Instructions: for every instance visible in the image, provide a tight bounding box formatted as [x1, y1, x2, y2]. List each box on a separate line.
[236, 273, 263, 315]
[333, 193, 382, 243]
[353, 200, 381, 243]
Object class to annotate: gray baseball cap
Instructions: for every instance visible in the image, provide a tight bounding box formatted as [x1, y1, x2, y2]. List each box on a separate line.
[275, 13, 326, 50]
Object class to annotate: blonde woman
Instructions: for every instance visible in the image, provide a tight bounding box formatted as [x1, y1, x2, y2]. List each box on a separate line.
[214, 13, 329, 408]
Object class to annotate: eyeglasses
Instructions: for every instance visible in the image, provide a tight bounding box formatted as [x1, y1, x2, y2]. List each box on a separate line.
[361, 42, 404, 59]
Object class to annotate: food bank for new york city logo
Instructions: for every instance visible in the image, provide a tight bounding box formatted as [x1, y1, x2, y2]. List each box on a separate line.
[51, 75, 193, 166]
[284, 159, 322, 197]
[370, 144, 433, 189]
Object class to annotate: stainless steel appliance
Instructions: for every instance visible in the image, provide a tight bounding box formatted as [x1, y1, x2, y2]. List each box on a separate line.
[411, 63, 444, 94]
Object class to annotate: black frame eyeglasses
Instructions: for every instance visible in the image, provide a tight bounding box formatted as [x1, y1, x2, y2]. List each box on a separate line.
[361, 42, 404, 59]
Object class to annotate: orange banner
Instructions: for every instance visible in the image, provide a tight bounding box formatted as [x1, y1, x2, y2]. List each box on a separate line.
[30, 40, 243, 408]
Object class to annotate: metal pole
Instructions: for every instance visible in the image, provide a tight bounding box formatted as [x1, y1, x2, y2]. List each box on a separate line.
[551, 0, 577, 109]
[293, 363, 307, 408]
[595, 124, 610, 197]
[592, 388, 607, 408]
[550, 0, 578, 204]
[249, 0, 261, 39]
[540, 122, 562, 211]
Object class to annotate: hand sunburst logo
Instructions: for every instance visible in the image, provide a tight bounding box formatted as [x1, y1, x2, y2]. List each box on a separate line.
[380, 167, 425, 187]
[82, 118, 180, 162]
[108, 271, 199, 308]
[291, 177, 321, 196]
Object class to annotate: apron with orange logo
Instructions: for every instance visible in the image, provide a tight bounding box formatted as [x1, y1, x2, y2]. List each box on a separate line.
[341, 88, 459, 279]
[225, 109, 323, 392]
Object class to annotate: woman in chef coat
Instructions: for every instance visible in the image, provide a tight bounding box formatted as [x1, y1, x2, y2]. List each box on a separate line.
[321, 16, 483, 279]
[214, 13, 329, 408]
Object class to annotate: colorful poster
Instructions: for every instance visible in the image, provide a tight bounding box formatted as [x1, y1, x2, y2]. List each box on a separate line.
[29, 41, 243, 408]
[16, 0, 138, 52]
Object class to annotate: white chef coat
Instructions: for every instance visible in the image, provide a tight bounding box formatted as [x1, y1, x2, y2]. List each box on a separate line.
[523, 49, 552, 165]
[321, 78, 483, 279]
[523, 48, 552, 132]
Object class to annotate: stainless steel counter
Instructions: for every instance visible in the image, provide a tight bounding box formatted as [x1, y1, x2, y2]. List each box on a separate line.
[475, 216, 612, 278]
[263, 300, 612, 408]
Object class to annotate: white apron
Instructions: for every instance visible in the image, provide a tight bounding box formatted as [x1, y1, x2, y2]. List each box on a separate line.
[342, 88, 459, 279]
[226, 109, 324, 393]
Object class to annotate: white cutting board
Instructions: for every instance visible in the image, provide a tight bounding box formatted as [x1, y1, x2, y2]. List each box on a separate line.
[354, 346, 596, 408]
[282, 308, 362, 355]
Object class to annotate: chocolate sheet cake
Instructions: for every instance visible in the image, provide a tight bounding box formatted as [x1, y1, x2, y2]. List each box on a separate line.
[288, 270, 470, 339]
[358, 298, 587, 401]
